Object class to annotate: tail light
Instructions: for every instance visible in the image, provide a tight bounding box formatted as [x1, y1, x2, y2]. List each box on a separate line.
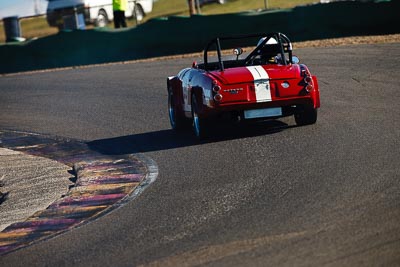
[302, 70, 313, 93]
[212, 80, 221, 91]
[213, 85, 221, 93]
[304, 76, 312, 84]
[212, 80, 223, 102]
[214, 94, 223, 101]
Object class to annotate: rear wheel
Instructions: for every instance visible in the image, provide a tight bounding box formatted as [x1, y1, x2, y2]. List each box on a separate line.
[133, 4, 145, 22]
[96, 10, 108, 27]
[191, 94, 208, 139]
[168, 89, 187, 130]
[294, 106, 317, 126]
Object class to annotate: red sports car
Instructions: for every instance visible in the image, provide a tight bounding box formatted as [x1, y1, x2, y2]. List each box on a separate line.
[167, 32, 320, 139]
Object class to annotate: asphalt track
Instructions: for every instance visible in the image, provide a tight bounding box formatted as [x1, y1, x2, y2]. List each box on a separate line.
[0, 43, 399, 266]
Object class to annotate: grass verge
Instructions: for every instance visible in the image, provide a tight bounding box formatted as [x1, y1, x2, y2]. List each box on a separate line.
[2, 33, 399, 77]
[0, 0, 316, 44]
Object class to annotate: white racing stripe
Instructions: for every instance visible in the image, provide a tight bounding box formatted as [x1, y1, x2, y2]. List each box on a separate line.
[246, 66, 272, 102]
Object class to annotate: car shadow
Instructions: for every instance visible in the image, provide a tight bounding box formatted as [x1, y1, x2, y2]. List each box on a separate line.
[87, 120, 294, 155]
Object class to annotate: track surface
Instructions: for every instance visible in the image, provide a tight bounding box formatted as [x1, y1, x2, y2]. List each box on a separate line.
[0, 43, 399, 266]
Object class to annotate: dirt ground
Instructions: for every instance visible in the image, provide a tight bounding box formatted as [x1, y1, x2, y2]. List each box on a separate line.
[135, 33, 400, 63]
[293, 33, 400, 48]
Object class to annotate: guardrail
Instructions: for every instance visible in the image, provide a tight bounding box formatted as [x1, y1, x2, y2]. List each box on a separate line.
[0, 0, 399, 74]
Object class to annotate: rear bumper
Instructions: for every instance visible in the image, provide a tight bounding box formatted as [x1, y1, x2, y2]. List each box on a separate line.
[199, 97, 316, 119]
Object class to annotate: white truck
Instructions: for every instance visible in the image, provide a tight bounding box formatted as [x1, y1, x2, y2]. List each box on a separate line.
[46, 0, 153, 29]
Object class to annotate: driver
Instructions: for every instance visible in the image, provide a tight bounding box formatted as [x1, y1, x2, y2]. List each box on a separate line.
[257, 37, 283, 64]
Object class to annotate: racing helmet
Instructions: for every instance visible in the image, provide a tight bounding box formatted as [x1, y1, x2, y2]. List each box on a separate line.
[257, 37, 281, 64]
[257, 37, 278, 47]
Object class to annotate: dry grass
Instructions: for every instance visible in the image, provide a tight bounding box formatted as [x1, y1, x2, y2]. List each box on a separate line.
[0, 0, 316, 44]
[293, 34, 400, 48]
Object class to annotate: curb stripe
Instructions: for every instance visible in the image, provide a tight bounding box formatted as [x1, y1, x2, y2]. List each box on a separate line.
[0, 130, 158, 255]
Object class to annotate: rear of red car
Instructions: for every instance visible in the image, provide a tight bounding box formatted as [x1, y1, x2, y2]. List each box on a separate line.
[168, 32, 320, 139]
[203, 64, 319, 121]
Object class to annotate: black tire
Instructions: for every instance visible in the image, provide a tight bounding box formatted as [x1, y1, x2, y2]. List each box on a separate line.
[133, 4, 145, 22]
[295, 106, 318, 126]
[191, 94, 209, 139]
[96, 10, 108, 27]
[168, 90, 187, 130]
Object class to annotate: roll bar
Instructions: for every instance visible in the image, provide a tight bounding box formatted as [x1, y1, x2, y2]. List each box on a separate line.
[203, 32, 293, 71]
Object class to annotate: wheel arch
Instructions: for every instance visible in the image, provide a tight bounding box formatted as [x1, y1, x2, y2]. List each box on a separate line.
[167, 76, 181, 96]
[98, 8, 109, 18]
[95, 8, 109, 26]
[312, 75, 320, 109]
[191, 86, 206, 116]
[167, 76, 185, 115]
[132, 3, 145, 20]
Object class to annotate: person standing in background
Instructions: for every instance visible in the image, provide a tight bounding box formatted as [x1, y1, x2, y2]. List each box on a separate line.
[113, 0, 127, 28]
